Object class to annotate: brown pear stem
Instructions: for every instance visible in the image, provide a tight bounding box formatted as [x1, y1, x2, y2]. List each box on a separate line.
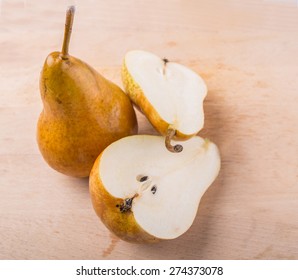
[162, 58, 169, 75]
[165, 128, 183, 153]
[61, 6, 75, 60]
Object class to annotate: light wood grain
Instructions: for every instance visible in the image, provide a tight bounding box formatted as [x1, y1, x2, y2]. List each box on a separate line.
[0, 0, 298, 259]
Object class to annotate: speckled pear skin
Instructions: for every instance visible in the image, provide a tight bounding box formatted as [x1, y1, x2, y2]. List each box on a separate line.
[37, 52, 138, 177]
[121, 61, 193, 141]
[89, 154, 159, 243]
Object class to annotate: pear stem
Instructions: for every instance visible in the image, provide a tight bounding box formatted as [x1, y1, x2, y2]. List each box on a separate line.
[61, 6, 75, 60]
[165, 128, 183, 153]
[162, 58, 169, 75]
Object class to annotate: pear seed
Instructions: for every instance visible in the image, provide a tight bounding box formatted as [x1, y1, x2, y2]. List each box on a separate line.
[136, 175, 148, 182]
[140, 176, 148, 182]
[151, 185, 157, 194]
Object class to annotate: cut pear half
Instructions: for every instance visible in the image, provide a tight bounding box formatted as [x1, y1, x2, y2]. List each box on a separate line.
[122, 50, 207, 153]
[89, 135, 220, 242]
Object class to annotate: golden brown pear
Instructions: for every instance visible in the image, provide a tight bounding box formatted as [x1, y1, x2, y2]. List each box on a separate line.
[37, 7, 137, 177]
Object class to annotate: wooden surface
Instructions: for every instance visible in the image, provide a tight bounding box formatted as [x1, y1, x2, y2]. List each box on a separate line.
[1, 0, 298, 260]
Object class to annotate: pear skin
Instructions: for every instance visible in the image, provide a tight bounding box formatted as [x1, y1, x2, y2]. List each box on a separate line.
[89, 154, 159, 243]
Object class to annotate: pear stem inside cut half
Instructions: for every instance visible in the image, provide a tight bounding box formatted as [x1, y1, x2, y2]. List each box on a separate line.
[61, 6, 75, 60]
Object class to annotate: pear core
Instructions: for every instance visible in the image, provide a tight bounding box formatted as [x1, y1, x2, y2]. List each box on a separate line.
[98, 135, 220, 240]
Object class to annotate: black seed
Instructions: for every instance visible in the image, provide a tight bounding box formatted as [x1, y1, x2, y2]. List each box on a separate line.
[140, 176, 148, 182]
[151, 185, 157, 194]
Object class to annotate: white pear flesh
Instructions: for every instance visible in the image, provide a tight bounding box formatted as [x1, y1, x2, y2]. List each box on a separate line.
[123, 50, 207, 136]
[98, 135, 220, 240]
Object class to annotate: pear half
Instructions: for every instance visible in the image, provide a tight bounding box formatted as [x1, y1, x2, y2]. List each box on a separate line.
[89, 135, 220, 243]
[122, 50, 207, 153]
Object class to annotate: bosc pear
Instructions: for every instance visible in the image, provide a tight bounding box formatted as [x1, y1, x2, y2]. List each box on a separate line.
[122, 50, 207, 153]
[37, 6, 137, 177]
[89, 135, 220, 242]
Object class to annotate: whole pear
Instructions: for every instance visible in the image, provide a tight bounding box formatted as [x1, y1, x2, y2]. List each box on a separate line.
[37, 6, 137, 177]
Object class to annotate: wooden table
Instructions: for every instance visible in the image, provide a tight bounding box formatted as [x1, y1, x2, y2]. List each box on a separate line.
[1, 0, 298, 259]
